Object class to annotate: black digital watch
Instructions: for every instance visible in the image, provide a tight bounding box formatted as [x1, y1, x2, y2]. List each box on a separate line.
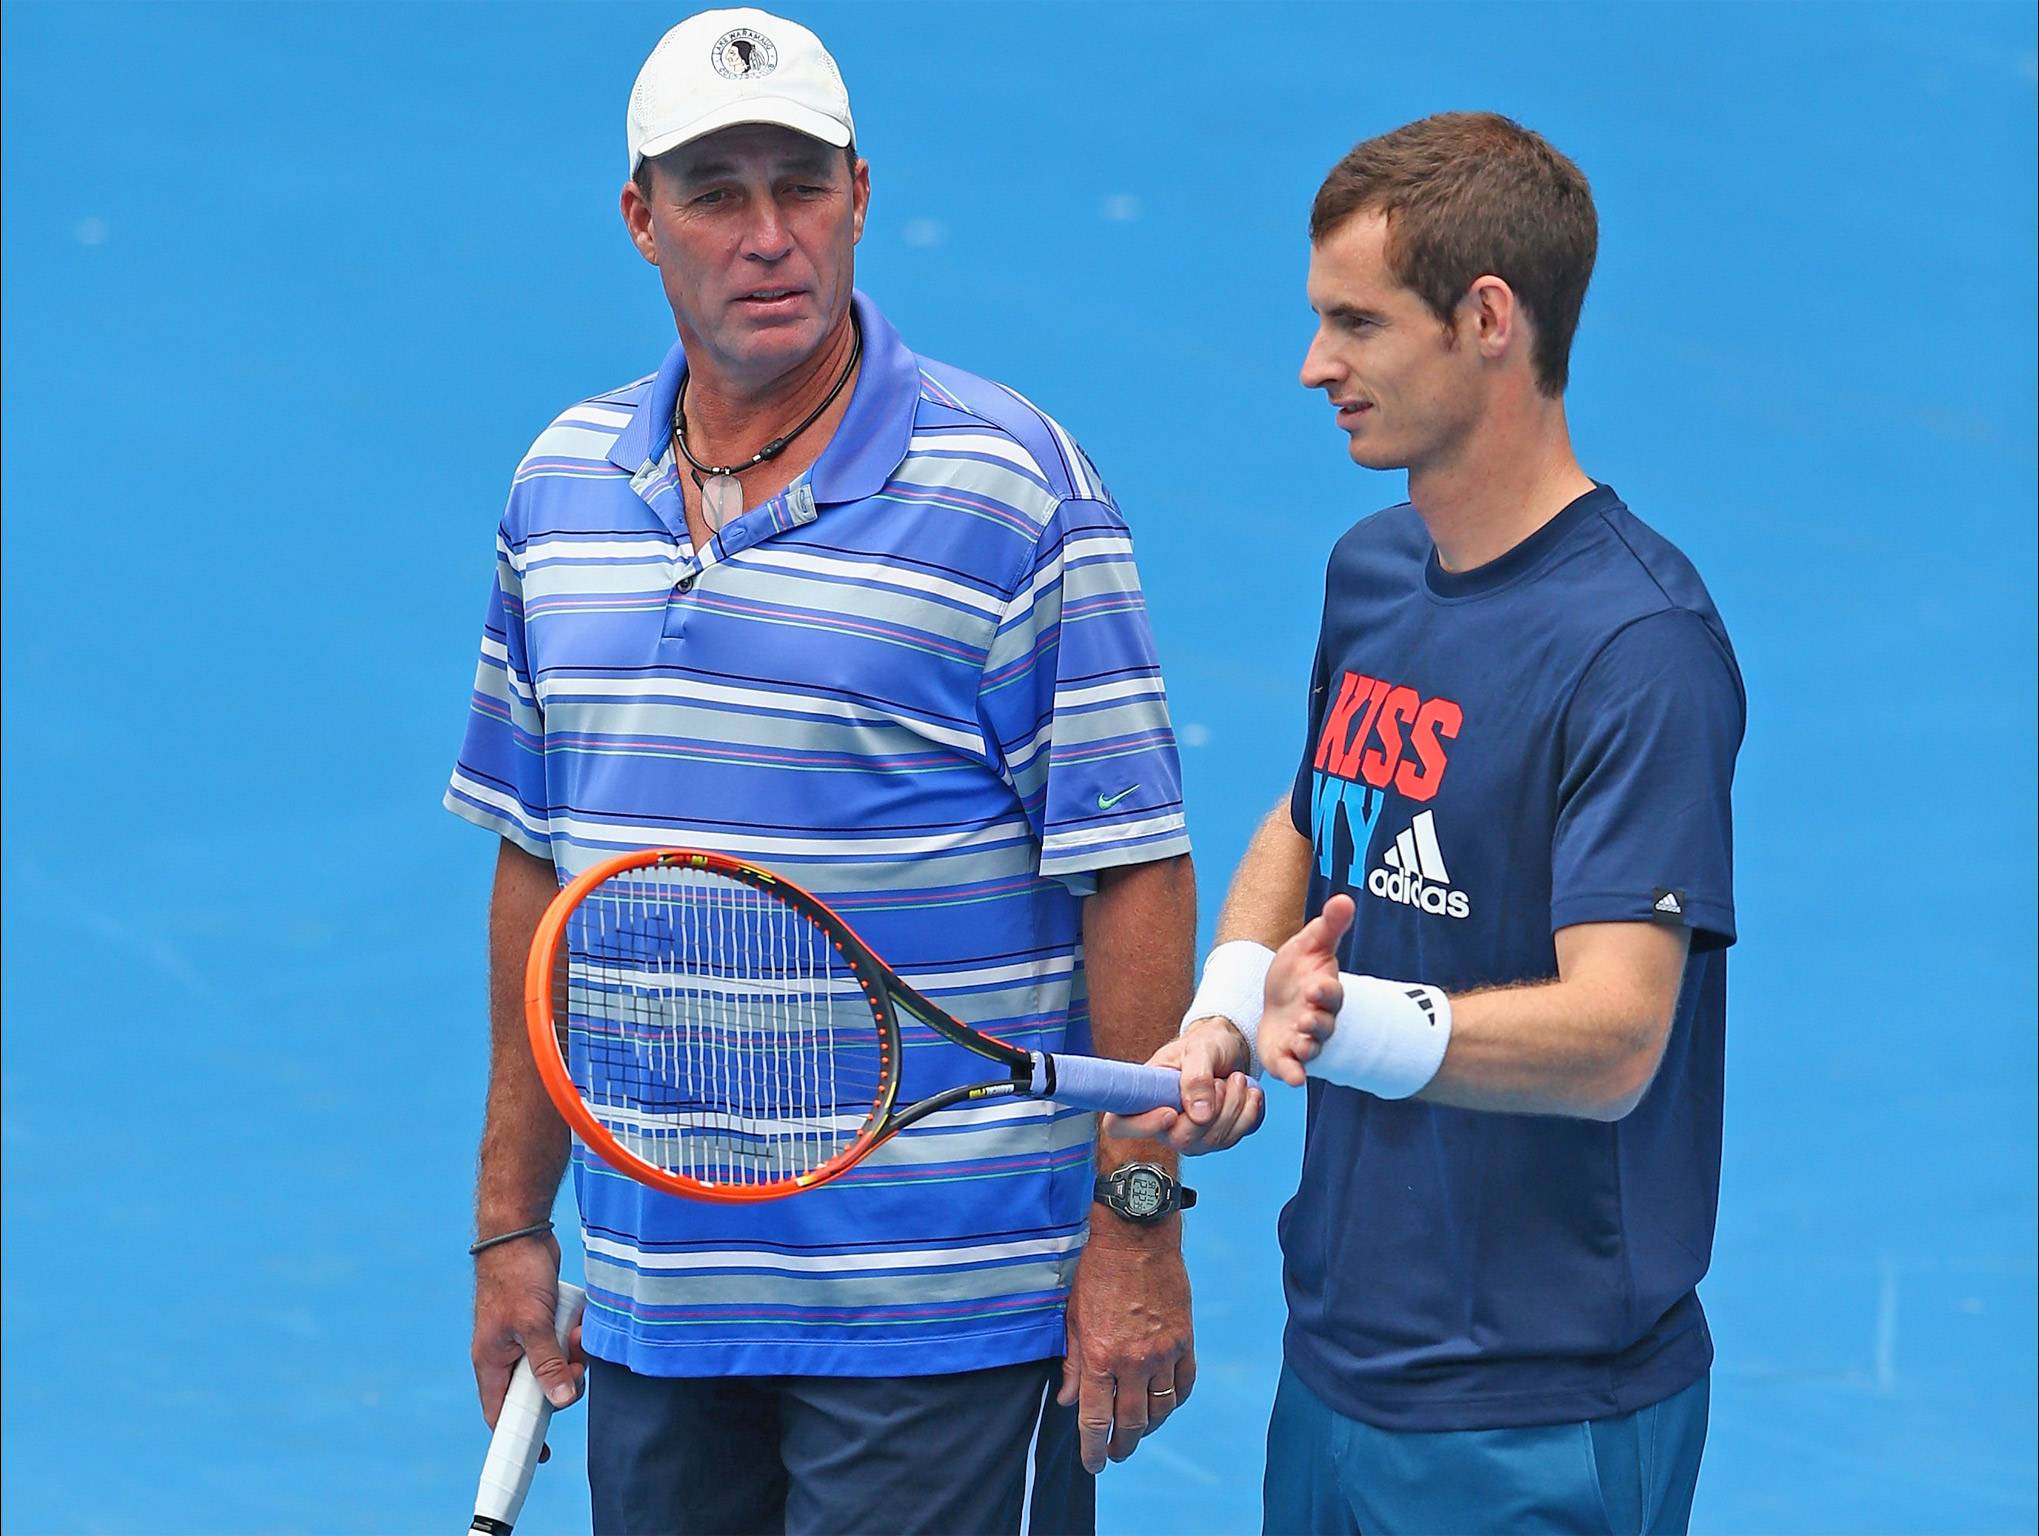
[1093, 1162, 1196, 1222]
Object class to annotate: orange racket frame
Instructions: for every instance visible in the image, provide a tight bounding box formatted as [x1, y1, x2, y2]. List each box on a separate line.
[523, 848, 911, 1204]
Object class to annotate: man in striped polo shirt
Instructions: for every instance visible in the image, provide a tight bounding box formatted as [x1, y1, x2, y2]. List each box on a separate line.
[447, 11, 1198, 1532]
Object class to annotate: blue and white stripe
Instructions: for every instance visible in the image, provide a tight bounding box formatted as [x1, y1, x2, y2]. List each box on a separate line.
[448, 292, 1188, 1378]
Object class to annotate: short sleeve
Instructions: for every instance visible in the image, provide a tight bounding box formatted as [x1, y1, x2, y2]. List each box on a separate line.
[443, 523, 554, 860]
[1551, 608, 1744, 948]
[977, 497, 1190, 890]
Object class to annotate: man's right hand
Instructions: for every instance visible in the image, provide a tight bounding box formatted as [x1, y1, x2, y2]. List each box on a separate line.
[1103, 1017, 1264, 1155]
[472, 1229, 584, 1443]
[1259, 895, 1355, 1087]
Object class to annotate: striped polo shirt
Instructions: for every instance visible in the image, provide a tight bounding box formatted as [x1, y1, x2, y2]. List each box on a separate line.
[446, 291, 1190, 1378]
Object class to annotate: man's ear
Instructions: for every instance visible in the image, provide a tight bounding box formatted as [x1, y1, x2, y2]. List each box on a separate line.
[1465, 273, 1518, 362]
[621, 178, 660, 265]
[849, 157, 871, 245]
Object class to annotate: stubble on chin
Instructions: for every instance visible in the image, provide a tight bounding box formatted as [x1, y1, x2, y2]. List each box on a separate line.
[1346, 434, 1389, 471]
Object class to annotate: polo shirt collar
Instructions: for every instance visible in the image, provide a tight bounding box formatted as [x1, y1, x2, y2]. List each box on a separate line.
[608, 290, 918, 507]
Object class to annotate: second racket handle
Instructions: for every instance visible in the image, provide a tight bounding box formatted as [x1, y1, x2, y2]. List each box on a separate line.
[1040, 1052, 1184, 1115]
[470, 1281, 587, 1536]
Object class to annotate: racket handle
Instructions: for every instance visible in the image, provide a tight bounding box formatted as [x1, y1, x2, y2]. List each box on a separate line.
[1039, 1052, 1183, 1115]
[470, 1282, 587, 1536]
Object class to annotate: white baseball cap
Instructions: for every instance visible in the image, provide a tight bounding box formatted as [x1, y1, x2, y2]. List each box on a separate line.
[627, 9, 855, 174]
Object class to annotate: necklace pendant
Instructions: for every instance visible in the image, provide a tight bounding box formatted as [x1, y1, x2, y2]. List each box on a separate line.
[702, 473, 742, 531]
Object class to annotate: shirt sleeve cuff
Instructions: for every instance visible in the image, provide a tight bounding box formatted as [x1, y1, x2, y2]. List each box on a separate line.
[1038, 816, 1191, 887]
[443, 781, 553, 861]
[1550, 889, 1736, 949]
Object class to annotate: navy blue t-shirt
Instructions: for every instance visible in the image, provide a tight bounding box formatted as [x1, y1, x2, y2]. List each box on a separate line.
[1282, 484, 1744, 1432]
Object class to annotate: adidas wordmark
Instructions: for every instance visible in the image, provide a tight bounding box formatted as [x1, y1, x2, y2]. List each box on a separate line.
[1366, 809, 1471, 920]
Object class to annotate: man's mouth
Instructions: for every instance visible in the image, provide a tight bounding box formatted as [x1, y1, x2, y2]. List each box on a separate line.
[736, 287, 805, 310]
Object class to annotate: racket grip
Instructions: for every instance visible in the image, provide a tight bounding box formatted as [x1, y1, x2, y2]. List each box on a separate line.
[470, 1281, 587, 1536]
[1040, 1052, 1183, 1115]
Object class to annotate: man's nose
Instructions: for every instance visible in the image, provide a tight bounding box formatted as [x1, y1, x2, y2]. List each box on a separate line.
[1299, 331, 1339, 391]
[742, 197, 794, 263]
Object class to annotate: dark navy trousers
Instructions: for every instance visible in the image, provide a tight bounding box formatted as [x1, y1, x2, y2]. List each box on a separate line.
[586, 1355, 1095, 1535]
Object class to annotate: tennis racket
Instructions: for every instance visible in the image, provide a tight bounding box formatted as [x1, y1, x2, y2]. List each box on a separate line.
[524, 848, 1184, 1202]
[469, 1280, 585, 1535]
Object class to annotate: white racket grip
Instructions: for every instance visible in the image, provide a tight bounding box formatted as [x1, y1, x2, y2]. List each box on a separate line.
[470, 1282, 587, 1535]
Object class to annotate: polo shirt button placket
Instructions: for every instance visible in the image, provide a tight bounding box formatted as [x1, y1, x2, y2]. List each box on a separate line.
[663, 558, 701, 643]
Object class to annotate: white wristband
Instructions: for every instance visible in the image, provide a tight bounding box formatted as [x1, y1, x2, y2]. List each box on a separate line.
[1309, 974, 1452, 1100]
[1181, 940, 1275, 1077]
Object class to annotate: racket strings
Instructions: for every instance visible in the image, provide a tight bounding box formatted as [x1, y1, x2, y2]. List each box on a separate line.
[556, 866, 886, 1188]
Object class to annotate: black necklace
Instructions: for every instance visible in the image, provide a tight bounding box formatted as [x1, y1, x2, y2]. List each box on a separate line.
[674, 315, 862, 531]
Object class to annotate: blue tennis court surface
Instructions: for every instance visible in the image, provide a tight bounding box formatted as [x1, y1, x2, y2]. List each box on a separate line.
[4, 2, 2033, 1530]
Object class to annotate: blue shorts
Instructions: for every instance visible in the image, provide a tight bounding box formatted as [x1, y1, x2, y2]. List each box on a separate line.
[1262, 1364, 1708, 1536]
[586, 1355, 1094, 1535]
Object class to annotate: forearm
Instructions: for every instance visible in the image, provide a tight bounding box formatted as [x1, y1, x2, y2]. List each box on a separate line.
[1262, 904, 1688, 1119]
[1419, 981, 1665, 1120]
[1082, 854, 1196, 1198]
[1067, 854, 1197, 1468]
[1214, 801, 1312, 947]
[1418, 925, 1689, 1121]
[477, 840, 572, 1234]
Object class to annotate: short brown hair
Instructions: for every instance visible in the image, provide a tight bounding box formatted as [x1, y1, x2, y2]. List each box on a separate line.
[1311, 113, 1596, 395]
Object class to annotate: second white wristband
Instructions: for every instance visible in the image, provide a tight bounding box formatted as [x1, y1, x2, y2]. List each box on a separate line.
[1308, 974, 1453, 1100]
[1181, 940, 1275, 1077]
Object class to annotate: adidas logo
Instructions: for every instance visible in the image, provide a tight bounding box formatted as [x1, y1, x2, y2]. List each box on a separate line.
[1653, 888, 1685, 919]
[1366, 810, 1471, 920]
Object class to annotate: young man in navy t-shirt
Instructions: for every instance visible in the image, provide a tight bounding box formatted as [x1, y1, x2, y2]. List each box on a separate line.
[1111, 113, 1743, 1534]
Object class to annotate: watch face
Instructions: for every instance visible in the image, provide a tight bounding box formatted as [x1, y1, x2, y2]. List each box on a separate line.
[1124, 1168, 1165, 1218]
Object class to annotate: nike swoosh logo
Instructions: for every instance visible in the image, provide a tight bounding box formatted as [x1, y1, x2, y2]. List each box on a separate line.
[1097, 786, 1140, 811]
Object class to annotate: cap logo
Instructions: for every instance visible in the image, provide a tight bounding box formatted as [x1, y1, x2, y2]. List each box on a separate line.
[711, 28, 778, 80]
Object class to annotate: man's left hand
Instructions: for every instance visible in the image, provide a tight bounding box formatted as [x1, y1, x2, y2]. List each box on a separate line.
[1057, 1225, 1194, 1474]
